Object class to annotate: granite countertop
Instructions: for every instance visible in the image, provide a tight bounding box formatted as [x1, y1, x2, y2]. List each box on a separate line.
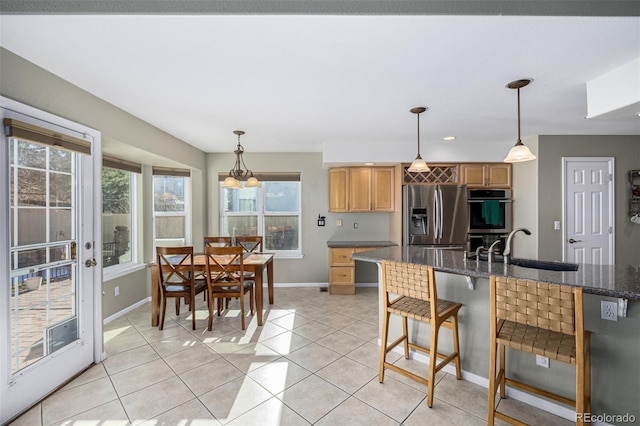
[351, 246, 640, 300]
[327, 240, 398, 248]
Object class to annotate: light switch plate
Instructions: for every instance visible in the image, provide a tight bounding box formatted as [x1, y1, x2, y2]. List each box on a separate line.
[554, 221, 561, 230]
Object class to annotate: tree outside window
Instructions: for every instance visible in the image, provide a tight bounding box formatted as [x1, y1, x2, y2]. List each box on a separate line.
[102, 167, 134, 268]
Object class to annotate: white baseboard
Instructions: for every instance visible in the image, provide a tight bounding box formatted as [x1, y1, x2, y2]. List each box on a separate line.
[378, 339, 579, 423]
[272, 282, 327, 288]
[268, 282, 378, 288]
[103, 297, 151, 324]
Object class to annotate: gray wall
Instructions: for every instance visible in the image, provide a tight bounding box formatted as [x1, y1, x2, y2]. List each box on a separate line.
[537, 135, 640, 265]
[1, 47, 208, 318]
[207, 152, 389, 283]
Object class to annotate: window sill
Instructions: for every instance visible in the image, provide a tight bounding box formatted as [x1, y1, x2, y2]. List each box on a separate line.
[272, 252, 304, 260]
[103, 262, 146, 282]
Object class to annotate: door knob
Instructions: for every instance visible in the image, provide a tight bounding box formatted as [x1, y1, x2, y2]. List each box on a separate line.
[568, 238, 582, 244]
[84, 259, 97, 267]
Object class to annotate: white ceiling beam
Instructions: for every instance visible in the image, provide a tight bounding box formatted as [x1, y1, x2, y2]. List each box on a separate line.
[586, 58, 640, 119]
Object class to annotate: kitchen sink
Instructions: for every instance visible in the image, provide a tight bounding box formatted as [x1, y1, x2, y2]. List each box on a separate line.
[510, 258, 579, 272]
[467, 254, 579, 271]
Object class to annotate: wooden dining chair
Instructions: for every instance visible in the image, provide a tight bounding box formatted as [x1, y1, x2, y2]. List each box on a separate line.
[379, 261, 463, 408]
[204, 236, 232, 248]
[156, 246, 207, 330]
[236, 235, 263, 253]
[488, 275, 591, 425]
[204, 245, 255, 331]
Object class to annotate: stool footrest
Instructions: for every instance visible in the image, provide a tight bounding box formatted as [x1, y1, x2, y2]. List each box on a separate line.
[505, 377, 575, 407]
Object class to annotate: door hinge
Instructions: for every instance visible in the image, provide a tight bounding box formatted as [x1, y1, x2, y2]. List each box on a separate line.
[609, 226, 613, 234]
[609, 173, 613, 182]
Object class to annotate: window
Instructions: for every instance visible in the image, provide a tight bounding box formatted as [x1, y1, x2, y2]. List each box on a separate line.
[102, 156, 141, 275]
[153, 168, 190, 248]
[220, 174, 301, 257]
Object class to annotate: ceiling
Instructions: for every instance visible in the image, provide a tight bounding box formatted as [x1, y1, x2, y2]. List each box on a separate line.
[1, 3, 639, 157]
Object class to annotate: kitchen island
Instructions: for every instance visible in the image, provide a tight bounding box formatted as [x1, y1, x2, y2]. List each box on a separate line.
[352, 246, 640, 422]
[351, 245, 640, 300]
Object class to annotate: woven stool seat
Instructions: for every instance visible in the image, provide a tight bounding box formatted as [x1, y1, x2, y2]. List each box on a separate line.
[497, 320, 576, 364]
[388, 296, 460, 323]
[379, 261, 463, 408]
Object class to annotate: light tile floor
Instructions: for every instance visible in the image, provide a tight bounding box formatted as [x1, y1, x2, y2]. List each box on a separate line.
[9, 287, 572, 426]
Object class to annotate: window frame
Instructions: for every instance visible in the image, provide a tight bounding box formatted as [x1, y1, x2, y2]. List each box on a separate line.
[102, 166, 142, 282]
[219, 180, 302, 259]
[152, 174, 191, 251]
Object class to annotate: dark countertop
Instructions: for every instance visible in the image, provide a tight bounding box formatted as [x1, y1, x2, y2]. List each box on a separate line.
[327, 240, 398, 248]
[351, 246, 640, 300]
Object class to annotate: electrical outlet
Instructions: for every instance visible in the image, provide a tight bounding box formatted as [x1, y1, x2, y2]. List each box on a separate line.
[336, 219, 342, 227]
[114, 286, 120, 297]
[536, 355, 550, 368]
[601, 300, 618, 321]
[353, 222, 358, 229]
[554, 221, 561, 230]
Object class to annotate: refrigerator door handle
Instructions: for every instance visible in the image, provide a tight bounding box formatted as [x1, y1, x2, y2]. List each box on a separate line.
[433, 187, 441, 243]
[438, 188, 444, 239]
[435, 187, 444, 239]
[433, 187, 440, 242]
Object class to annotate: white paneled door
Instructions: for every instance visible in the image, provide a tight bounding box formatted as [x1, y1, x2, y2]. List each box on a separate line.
[0, 98, 102, 424]
[563, 157, 614, 265]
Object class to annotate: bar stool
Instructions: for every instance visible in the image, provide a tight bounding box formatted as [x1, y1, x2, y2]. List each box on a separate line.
[379, 261, 463, 407]
[488, 276, 591, 425]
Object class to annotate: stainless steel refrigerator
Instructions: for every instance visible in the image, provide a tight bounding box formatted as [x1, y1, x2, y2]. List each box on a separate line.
[403, 184, 468, 246]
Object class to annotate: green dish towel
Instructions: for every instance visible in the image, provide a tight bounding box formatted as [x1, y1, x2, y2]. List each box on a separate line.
[482, 200, 501, 225]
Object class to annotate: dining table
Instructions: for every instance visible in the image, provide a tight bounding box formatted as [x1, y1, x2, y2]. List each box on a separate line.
[150, 252, 275, 327]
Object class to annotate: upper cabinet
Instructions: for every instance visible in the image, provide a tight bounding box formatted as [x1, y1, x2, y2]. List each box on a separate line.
[328, 167, 395, 212]
[328, 168, 349, 212]
[460, 163, 512, 188]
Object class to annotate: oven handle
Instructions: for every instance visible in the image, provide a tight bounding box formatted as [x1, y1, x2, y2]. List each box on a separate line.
[468, 199, 512, 203]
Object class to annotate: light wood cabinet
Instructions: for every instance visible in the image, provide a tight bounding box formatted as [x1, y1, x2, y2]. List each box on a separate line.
[329, 247, 376, 295]
[328, 168, 348, 212]
[460, 163, 511, 188]
[328, 167, 394, 212]
[349, 168, 372, 212]
[372, 168, 394, 211]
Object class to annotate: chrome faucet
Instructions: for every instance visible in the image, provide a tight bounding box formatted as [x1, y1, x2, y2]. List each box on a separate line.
[487, 239, 502, 264]
[503, 228, 532, 264]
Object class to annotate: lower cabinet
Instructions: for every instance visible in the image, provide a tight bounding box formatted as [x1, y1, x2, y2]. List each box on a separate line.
[329, 247, 374, 295]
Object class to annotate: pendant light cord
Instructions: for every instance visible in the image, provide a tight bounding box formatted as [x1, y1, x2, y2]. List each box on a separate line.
[517, 87, 522, 144]
[416, 111, 421, 157]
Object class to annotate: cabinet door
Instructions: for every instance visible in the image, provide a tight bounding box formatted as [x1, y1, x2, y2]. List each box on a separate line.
[460, 164, 486, 187]
[349, 168, 372, 212]
[328, 168, 348, 212]
[486, 164, 511, 187]
[372, 167, 394, 212]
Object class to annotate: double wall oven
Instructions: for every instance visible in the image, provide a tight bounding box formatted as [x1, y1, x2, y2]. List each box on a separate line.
[467, 189, 512, 253]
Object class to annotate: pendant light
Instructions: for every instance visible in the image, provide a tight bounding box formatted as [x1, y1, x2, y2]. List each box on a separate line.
[221, 130, 260, 189]
[503, 79, 537, 163]
[408, 106, 430, 173]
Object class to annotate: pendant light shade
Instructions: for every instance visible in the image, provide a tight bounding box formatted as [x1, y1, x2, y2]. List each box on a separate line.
[221, 130, 260, 188]
[245, 176, 260, 187]
[504, 141, 536, 163]
[408, 106, 431, 173]
[504, 79, 537, 163]
[222, 176, 242, 189]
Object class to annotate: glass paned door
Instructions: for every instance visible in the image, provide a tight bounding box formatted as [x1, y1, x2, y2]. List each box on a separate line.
[1, 100, 98, 424]
[9, 139, 79, 372]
